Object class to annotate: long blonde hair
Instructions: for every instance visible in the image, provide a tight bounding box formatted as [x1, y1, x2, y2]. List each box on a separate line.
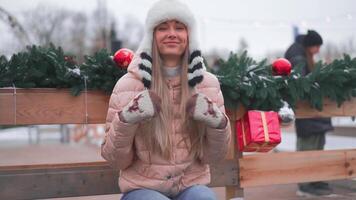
[140, 37, 205, 160]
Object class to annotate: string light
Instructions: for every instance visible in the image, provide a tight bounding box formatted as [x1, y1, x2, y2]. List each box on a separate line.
[254, 21, 261, 28]
[199, 12, 356, 30]
[347, 14, 353, 20]
[301, 20, 308, 27]
[278, 22, 287, 28]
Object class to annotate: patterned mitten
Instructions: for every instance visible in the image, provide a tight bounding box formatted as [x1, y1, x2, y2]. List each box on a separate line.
[119, 90, 161, 124]
[186, 93, 227, 129]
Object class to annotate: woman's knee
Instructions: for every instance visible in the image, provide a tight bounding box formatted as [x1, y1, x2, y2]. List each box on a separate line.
[121, 189, 170, 200]
[176, 185, 217, 200]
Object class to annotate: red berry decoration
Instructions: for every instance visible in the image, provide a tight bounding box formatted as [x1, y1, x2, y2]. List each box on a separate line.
[64, 55, 76, 65]
[272, 58, 292, 76]
[113, 48, 134, 69]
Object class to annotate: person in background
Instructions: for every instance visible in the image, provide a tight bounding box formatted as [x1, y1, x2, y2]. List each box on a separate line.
[285, 30, 334, 197]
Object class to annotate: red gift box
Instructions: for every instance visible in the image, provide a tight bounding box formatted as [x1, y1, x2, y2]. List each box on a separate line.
[236, 110, 281, 152]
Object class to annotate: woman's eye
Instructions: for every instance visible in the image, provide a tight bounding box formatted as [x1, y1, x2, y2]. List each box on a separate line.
[157, 26, 168, 31]
[176, 26, 185, 30]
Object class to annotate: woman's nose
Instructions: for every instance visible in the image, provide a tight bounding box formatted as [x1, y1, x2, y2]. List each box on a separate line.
[167, 28, 177, 38]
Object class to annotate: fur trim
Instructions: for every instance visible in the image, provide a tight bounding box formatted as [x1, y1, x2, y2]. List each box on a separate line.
[136, 0, 205, 88]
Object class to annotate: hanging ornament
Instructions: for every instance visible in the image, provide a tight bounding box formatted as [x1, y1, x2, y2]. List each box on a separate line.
[68, 67, 81, 78]
[272, 58, 292, 76]
[113, 48, 134, 69]
[278, 101, 295, 126]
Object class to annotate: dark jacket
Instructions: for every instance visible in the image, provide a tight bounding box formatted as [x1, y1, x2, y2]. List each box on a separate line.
[284, 36, 333, 137]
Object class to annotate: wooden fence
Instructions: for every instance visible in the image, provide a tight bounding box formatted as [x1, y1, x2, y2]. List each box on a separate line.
[0, 88, 355, 199]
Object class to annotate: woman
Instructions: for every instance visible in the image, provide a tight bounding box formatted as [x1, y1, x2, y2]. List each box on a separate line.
[101, 0, 231, 199]
[285, 30, 333, 197]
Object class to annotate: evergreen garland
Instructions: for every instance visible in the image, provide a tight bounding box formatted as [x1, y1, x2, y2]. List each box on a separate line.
[215, 51, 356, 111]
[1, 44, 356, 111]
[214, 52, 284, 111]
[0, 44, 78, 89]
[72, 49, 127, 95]
[0, 44, 126, 96]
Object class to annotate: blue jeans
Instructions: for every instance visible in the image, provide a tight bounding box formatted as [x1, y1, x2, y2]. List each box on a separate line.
[121, 185, 217, 200]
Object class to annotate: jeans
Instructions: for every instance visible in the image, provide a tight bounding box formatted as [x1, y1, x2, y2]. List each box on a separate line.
[121, 185, 217, 200]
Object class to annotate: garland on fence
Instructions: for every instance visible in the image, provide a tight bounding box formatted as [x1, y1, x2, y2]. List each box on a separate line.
[0, 44, 126, 96]
[216, 52, 356, 111]
[1, 44, 356, 111]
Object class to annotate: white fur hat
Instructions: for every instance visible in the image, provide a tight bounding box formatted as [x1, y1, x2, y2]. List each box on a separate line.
[136, 0, 206, 88]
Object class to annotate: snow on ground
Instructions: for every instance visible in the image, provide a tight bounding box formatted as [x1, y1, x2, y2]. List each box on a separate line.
[1, 124, 355, 152]
[277, 130, 356, 152]
[332, 117, 356, 127]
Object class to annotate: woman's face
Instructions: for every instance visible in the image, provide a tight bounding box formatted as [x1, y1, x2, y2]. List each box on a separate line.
[154, 20, 188, 59]
[307, 45, 321, 55]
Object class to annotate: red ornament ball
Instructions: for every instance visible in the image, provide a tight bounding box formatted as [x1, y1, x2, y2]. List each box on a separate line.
[272, 58, 292, 76]
[113, 48, 134, 69]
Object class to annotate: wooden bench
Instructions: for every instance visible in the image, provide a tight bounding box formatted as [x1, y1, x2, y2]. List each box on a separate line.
[0, 88, 355, 199]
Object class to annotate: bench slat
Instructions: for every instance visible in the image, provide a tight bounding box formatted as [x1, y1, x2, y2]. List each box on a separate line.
[0, 160, 238, 199]
[0, 162, 119, 199]
[239, 149, 356, 187]
[2, 88, 356, 125]
[0, 88, 109, 125]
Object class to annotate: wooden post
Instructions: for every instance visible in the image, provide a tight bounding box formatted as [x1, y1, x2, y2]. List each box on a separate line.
[225, 105, 246, 200]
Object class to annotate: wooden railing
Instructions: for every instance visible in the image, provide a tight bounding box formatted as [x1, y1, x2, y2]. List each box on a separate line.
[0, 88, 355, 199]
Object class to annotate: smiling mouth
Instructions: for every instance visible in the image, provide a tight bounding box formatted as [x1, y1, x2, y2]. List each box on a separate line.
[164, 42, 179, 45]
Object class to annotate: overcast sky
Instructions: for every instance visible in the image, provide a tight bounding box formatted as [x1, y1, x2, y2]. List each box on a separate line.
[1, 0, 356, 58]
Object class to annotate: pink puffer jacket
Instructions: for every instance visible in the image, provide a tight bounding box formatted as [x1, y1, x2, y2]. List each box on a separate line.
[101, 56, 231, 197]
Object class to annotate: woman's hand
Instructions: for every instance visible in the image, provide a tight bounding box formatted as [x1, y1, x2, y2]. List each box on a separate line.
[119, 90, 161, 124]
[186, 93, 227, 129]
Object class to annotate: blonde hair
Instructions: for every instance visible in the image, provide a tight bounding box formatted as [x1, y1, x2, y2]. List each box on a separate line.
[140, 36, 205, 160]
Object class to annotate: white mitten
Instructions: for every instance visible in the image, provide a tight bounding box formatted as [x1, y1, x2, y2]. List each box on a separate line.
[119, 90, 161, 124]
[186, 93, 227, 129]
